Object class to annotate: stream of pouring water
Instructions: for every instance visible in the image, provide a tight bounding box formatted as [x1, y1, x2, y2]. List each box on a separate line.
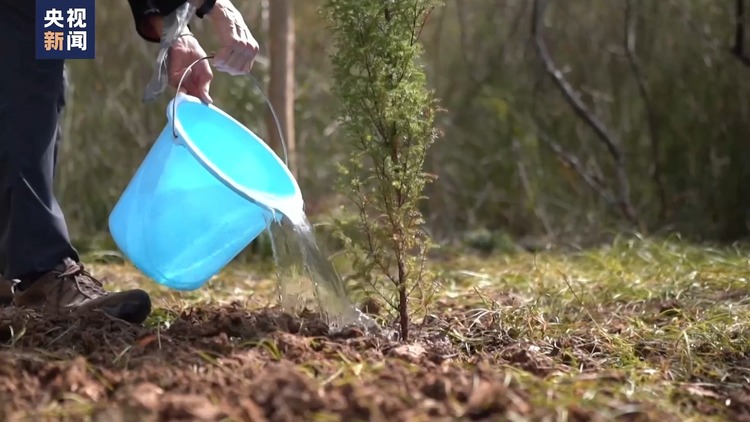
[264, 208, 379, 333]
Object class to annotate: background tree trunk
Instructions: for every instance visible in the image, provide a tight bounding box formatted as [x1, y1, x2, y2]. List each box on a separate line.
[266, 0, 297, 177]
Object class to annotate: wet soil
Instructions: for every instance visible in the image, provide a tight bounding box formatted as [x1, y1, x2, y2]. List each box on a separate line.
[0, 300, 745, 421]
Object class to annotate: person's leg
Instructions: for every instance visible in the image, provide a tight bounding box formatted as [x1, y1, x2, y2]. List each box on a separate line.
[0, 8, 152, 323]
[0, 36, 78, 283]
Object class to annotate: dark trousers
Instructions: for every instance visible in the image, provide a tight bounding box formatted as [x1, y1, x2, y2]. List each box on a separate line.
[0, 8, 80, 279]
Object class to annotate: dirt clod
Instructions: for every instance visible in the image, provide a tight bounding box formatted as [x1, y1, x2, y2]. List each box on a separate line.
[388, 343, 427, 363]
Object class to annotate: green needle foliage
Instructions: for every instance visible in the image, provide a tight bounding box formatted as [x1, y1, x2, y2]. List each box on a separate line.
[322, 0, 442, 341]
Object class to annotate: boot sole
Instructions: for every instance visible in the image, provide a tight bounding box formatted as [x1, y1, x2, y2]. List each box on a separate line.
[100, 289, 152, 324]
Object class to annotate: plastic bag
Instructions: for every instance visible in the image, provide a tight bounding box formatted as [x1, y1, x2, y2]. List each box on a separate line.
[142, 2, 197, 103]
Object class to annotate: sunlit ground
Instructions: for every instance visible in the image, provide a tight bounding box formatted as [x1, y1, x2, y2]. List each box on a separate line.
[1, 236, 749, 421]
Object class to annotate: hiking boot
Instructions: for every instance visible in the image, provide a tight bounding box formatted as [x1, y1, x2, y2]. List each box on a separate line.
[0, 276, 12, 307]
[12, 257, 152, 324]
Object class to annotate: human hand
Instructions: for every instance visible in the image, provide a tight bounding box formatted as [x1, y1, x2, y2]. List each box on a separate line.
[168, 33, 214, 104]
[205, 0, 260, 75]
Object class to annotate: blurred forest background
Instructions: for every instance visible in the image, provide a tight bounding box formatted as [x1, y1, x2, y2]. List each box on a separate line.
[57, 0, 750, 255]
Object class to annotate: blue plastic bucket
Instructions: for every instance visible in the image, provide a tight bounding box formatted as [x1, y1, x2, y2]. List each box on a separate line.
[108, 93, 303, 291]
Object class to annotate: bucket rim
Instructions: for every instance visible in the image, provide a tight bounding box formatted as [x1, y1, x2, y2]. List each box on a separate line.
[167, 93, 304, 217]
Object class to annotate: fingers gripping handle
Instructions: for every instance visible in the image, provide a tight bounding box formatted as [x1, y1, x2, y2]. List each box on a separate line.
[171, 55, 290, 169]
[171, 55, 212, 138]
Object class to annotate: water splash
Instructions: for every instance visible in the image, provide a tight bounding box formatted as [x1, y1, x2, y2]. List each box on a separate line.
[266, 210, 379, 334]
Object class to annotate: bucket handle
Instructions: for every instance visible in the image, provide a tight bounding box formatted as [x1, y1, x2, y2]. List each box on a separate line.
[171, 55, 289, 169]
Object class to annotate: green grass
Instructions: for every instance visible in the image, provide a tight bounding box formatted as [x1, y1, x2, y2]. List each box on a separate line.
[431, 236, 750, 420]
